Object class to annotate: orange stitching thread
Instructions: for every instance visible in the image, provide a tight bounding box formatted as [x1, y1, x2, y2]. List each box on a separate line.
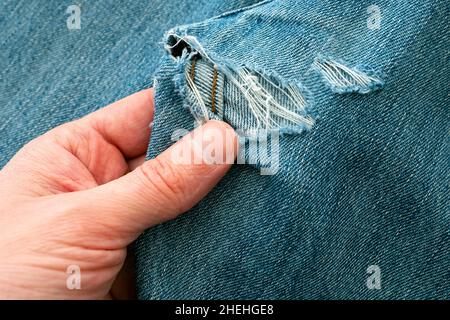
[211, 65, 218, 113]
[190, 58, 197, 82]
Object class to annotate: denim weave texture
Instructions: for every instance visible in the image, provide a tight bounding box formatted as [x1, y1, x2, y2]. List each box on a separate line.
[0, 0, 448, 300]
[135, 0, 449, 299]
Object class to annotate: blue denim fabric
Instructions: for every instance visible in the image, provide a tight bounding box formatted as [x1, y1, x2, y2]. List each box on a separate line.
[0, 0, 262, 167]
[135, 0, 449, 299]
[1, 0, 448, 300]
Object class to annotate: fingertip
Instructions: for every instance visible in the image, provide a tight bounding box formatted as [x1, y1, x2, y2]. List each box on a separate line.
[203, 120, 238, 164]
[141, 87, 154, 110]
[165, 120, 237, 167]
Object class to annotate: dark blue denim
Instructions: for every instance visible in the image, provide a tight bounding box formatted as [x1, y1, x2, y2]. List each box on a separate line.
[1, 0, 448, 300]
[135, 0, 449, 299]
[0, 0, 262, 167]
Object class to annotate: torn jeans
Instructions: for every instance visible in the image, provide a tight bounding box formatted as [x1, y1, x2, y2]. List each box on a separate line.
[135, 0, 449, 299]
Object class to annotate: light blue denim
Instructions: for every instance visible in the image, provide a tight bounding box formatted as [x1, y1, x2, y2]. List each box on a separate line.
[135, 0, 449, 299]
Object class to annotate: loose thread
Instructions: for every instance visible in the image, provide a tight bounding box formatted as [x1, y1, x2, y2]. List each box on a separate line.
[211, 65, 218, 113]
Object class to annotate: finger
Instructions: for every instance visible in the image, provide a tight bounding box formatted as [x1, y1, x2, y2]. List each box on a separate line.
[127, 154, 146, 171]
[67, 120, 237, 242]
[80, 88, 154, 159]
[109, 249, 136, 300]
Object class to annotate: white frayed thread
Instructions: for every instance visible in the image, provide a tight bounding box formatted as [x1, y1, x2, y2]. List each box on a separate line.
[225, 68, 314, 130]
[165, 32, 213, 61]
[184, 60, 313, 130]
[169, 33, 313, 131]
[313, 58, 382, 91]
[186, 63, 314, 130]
[184, 66, 210, 123]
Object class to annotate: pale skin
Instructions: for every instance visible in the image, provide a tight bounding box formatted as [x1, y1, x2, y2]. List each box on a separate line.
[0, 88, 237, 299]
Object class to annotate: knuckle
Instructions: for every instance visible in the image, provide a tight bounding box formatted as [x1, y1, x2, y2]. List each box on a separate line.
[138, 157, 189, 212]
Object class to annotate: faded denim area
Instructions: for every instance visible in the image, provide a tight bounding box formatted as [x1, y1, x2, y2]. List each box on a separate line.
[0, 0, 263, 167]
[136, 0, 449, 299]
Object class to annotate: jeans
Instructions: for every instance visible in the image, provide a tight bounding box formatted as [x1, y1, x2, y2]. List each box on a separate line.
[0, 0, 262, 167]
[135, 0, 449, 299]
[1, 0, 448, 300]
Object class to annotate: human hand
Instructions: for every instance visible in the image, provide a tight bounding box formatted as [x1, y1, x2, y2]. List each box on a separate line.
[0, 88, 236, 299]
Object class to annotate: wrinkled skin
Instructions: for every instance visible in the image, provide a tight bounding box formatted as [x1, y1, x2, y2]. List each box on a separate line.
[0, 89, 236, 299]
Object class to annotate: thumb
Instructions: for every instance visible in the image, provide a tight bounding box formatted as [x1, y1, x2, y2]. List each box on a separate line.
[68, 120, 237, 242]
